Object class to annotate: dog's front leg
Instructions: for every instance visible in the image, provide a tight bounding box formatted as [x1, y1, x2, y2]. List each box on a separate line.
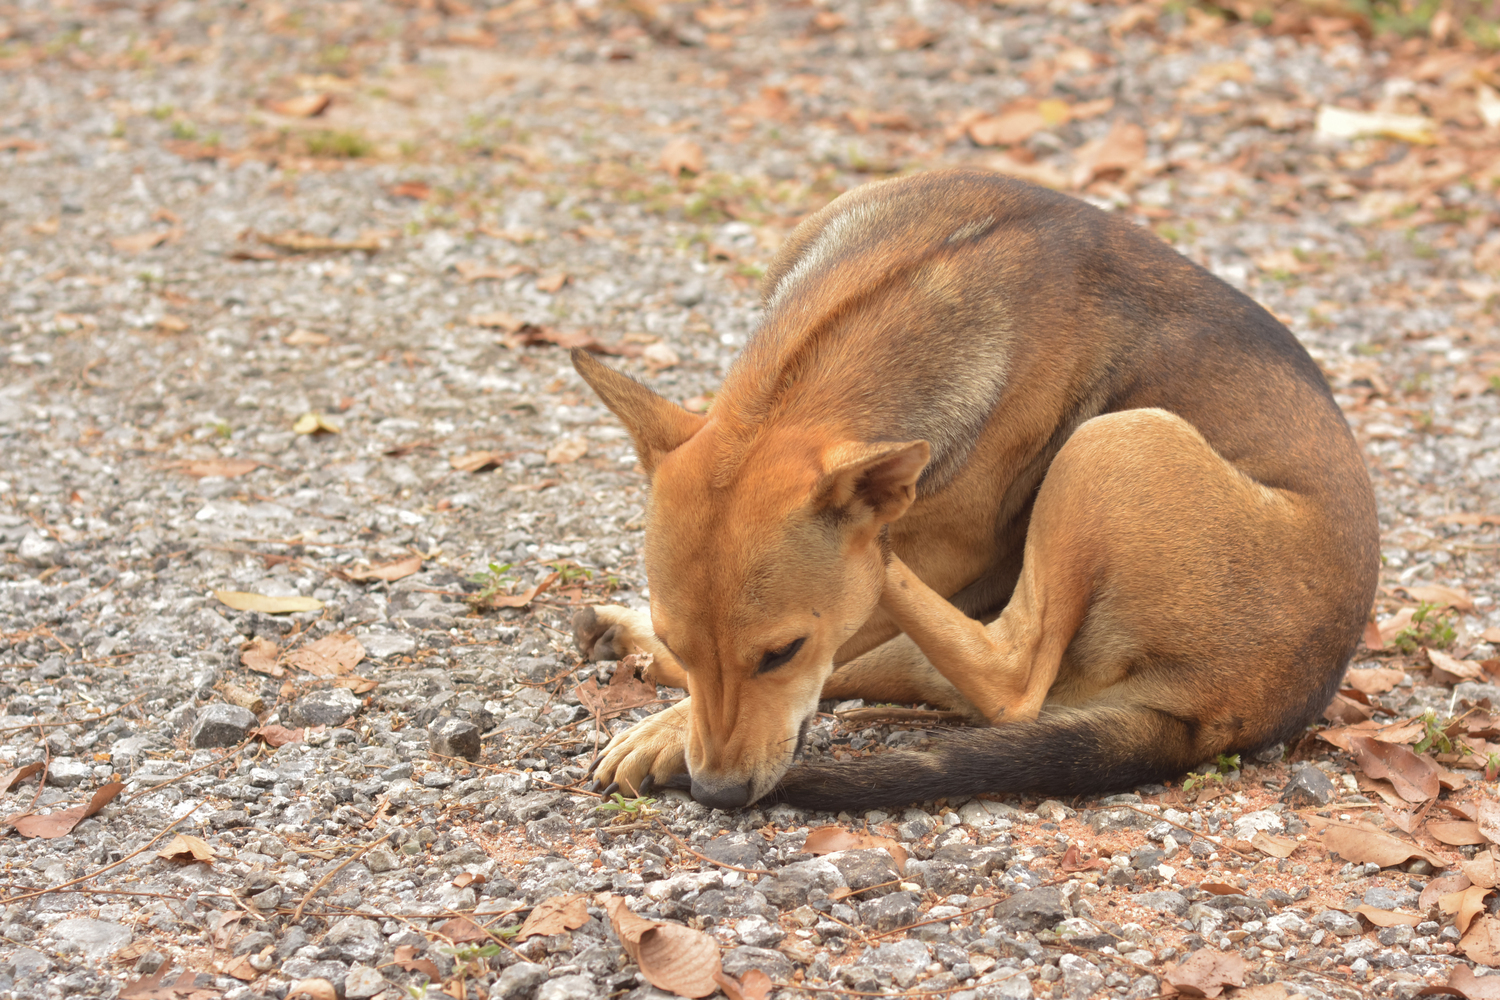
[590, 699, 692, 796]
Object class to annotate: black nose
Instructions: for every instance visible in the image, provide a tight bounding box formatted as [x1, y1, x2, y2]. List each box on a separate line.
[690, 778, 752, 810]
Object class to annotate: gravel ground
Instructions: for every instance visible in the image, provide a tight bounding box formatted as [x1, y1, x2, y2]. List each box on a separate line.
[2, 2, 1500, 999]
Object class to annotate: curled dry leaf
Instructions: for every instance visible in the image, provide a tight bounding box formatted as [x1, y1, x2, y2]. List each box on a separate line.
[661, 137, 705, 176]
[251, 725, 304, 747]
[1429, 648, 1488, 685]
[642, 342, 681, 370]
[1462, 855, 1500, 888]
[802, 825, 908, 874]
[1308, 816, 1447, 869]
[175, 458, 261, 479]
[715, 969, 772, 1000]
[1322, 692, 1374, 724]
[240, 637, 283, 676]
[1352, 904, 1422, 927]
[1418, 963, 1500, 1000]
[0, 762, 44, 792]
[347, 555, 422, 582]
[394, 944, 442, 981]
[1198, 882, 1241, 896]
[1347, 735, 1441, 803]
[546, 437, 589, 465]
[1442, 884, 1495, 934]
[1072, 118, 1147, 189]
[536, 272, 568, 293]
[1420, 872, 1471, 912]
[1344, 667, 1405, 695]
[334, 676, 378, 694]
[267, 92, 332, 117]
[9, 781, 124, 839]
[284, 328, 330, 346]
[157, 833, 216, 864]
[216, 590, 322, 614]
[286, 979, 340, 1000]
[450, 450, 509, 472]
[575, 657, 660, 718]
[1161, 948, 1247, 998]
[516, 893, 589, 942]
[1249, 831, 1299, 859]
[1058, 844, 1108, 872]
[284, 633, 364, 678]
[111, 229, 179, 253]
[484, 570, 559, 609]
[605, 894, 722, 998]
[292, 411, 340, 435]
[1400, 583, 1474, 612]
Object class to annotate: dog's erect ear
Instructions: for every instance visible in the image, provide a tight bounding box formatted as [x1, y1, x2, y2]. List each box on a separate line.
[571, 348, 706, 473]
[816, 440, 931, 525]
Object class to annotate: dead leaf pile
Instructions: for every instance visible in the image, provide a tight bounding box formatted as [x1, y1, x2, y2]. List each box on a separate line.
[575, 654, 661, 719]
[604, 893, 722, 998]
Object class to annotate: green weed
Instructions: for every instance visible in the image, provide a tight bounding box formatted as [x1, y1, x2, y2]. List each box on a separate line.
[1393, 601, 1457, 653]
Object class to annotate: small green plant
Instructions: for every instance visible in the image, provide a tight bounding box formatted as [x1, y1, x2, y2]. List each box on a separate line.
[208, 421, 232, 440]
[595, 792, 659, 822]
[1413, 710, 1455, 756]
[546, 560, 593, 585]
[1213, 753, 1241, 774]
[305, 129, 373, 158]
[1393, 602, 1457, 653]
[468, 562, 515, 604]
[1486, 752, 1499, 782]
[170, 120, 198, 140]
[149, 104, 174, 120]
[1181, 771, 1223, 794]
[438, 941, 502, 984]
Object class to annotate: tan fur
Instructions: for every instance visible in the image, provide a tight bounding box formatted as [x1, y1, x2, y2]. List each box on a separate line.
[569, 170, 1378, 810]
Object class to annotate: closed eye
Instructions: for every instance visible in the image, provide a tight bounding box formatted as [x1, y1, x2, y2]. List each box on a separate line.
[758, 637, 806, 674]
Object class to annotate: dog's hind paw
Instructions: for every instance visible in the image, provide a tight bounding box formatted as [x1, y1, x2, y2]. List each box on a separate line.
[573, 605, 634, 662]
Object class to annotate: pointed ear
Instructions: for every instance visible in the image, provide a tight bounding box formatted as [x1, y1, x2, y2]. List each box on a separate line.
[816, 440, 931, 525]
[572, 348, 706, 473]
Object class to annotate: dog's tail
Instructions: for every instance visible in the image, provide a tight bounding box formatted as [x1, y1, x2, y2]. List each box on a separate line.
[772, 704, 1228, 811]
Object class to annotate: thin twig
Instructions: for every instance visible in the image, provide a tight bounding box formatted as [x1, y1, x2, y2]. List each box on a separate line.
[653, 819, 775, 875]
[124, 736, 255, 804]
[292, 831, 395, 922]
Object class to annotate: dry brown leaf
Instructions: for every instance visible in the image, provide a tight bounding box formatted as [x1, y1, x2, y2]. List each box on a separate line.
[1420, 963, 1500, 1000]
[111, 229, 179, 253]
[121, 967, 217, 1000]
[575, 657, 660, 718]
[503, 323, 642, 357]
[969, 107, 1050, 147]
[1463, 855, 1500, 888]
[484, 570, 559, 609]
[1072, 118, 1147, 188]
[1429, 820, 1488, 846]
[1479, 798, 1500, 845]
[456, 262, 529, 282]
[251, 724, 304, 747]
[516, 894, 589, 942]
[1058, 844, 1109, 872]
[438, 916, 491, 942]
[1319, 717, 1428, 752]
[605, 895, 722, 998]
[8, 782, 124, 839]
[802, 825, 908, 874]
[259, 230, 383, 253]
[1323, 692, 1374, 724]
[715, 969, 772, 1000]
[1352, 904, 1422, 927]
[1161, 948, 1247, 998]
[333, 676, 377, 694]
[1430, 648, 1488, 685]
[388, 181, 432, 200]
[450, 450, 509, 472]
[292, 411, 339, 435]
[287, 980, 339, 1000]
[284, 328, 330, 346]
[1378, 607, 1418, 644]
[1198, 882, 1241, 896]
[394, 944, 442, 982]
[157, 833, 216, 864]
[1421, 872, 1471, 911]
[1309, 816, 1447, 869]
[1442, 884, 1494, 934]
[1483, 626, 1500, 643]
[468, 311, 524, 332]
[215, 590, 323, 614]
[1249, 831, 1299, 858]
[176, 458, 261, 479]
[1344, 667, 1405, 695]
[348, 555, 422, 582]
[240, 637, 283, 677]
[546, 437, 589, 465]
[536, 272, 568, 293]
[1347, 735, 1441, 803]
[452, 872, 485, 889]
[661, 137, 705, 176]
[642, 342, 681, 370]
[284, 633, 364, 678]
[1462, 915, 1500, 968]
[218, 947, 265, 981]
[267, 93, 331, 117]
[0, 763, 44, 793]
[1400, 583, 1474, 611]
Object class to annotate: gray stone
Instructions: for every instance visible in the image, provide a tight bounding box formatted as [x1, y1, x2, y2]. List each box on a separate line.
[825, 849, 901, 898]
[495, 962, 549, 1000]
[344, 964, 386, 999]
[17, 532, 62, 567]
[326, 915, 384, 964]
[45, 757, 92, 787]
[993, 887, 1067, 932]
[859, 890, 921, 931]
[431, 717, 481, 761]
[536, 974, 602, 1000]
[365, 847, 399, 873]
[701, 835, 763, 869]
[52, 919, 132, 960]
[1087, 804, 1154, 833]
[957, 799, 1018, 829]
[290, 687, 361, 727]
[761, 859, 846, 908]
[989, 971, 1034, 999]
[1059, 954, 1105, 1000]
[1282, 764, 1336, 806]
[864, 939, 930, 989]
[1363, 885, 1419, 910]
[720, 945, 793, 981]
[1135, 891, 1189, 917]
[733, 915, 785, 948]
[1312, 909, 1363, 937]
[190, 703, 256, 748]
[10, 948, 49, 978]
[356, 629, 417, 658]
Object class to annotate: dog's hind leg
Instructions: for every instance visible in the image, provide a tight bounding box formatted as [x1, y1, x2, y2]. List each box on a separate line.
[573, 605, 689, 688]
[820, 634, 985, 721]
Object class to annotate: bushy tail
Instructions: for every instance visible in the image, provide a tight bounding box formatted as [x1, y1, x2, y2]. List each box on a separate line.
[772, 705, 1208, 811]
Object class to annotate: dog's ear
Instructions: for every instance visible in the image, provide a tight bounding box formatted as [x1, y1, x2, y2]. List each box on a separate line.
[572, 348, 706, 473]
[816, 440, 931, 525]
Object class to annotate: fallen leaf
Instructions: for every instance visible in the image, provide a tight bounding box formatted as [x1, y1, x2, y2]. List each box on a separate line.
[1442, 884, 1494, 934]
[456, 261, 529, 282]
[1421, 871, 1472, 911]
[803, 826, 908, 874]
[8, 782, 124, 838]
[215, 591, 323, 614]
[1352, 904, 1422, 927]
[30, 217, 59, 235]
[286, 980, 339, 1000]
[1308, 816, 1447, 869]
[258, 230, 383, 253]
[267, 93, 332, 117]
[546, 437, 589, 465]
[217, 947, 265, 982]
[575, 657, 660, 718]
[969, 107, 1050, 147]
[292, 412, 339, 435]
[1479, 798, 1500, 844]
[348, 556, 422, 582]
[1316, 105, 1436, 144]
[1463, 855, 1500, 888]
[284, 633, 364, 678]
[1429, 820, 1488, 846]
[1344, 667, 1406, 695]
[176, 458, 261, 479]
[661, 137, 705, 176]
[503, 323, 642, 357]
[387, 181, 432, 200]
[642, 342, 681, 369]
[284, 328, 330, 346]
[156, 314, 189, 333]
[715, 969, 772, 1000]
[157, 833, 217, 864]
[605, 894, 722, 998]
[0, 763, 43, 792]
[1161, 948, 1247, 998]
[240, 637, 284, 676]
[121, 967, 216, 1000]
[1323, 692, 1374, 724]
[516, 894, 589, 942]
[1486, 627, 1500, 644]
[1072, 118, 1147, 188]
[1347, 735, 1441, 803]
[1378, 607, 1418, 644]
[1430, 648, 1488, 685]
[1401, 583, 1475, 612]
[1249, 831, 1299, 858]
[394, 944, 442, 982]
[483, 571, 559, 609]
[251, 725, 304, 747]
[451, 872, 485, 889]
[1058, 844, 1109, 872]
[1198, 882, 1242, 896]
[536, 272, 568, 293]
[450, 450, 508, 472]
[437, 916, 491, 942]
[468, 311, 525, 332]
[1420, 963, 1500, 1000]
[111, 229, 179, 253]
[333, 676, 377, 694]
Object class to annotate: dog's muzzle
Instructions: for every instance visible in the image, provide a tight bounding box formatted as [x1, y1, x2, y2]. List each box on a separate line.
[689, 777, 752, 811]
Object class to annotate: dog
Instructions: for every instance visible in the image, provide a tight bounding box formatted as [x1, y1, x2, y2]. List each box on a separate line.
[567, 168, 1378, 811]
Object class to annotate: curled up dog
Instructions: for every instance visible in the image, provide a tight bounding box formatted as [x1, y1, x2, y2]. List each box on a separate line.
[568, 169, 1378, 812]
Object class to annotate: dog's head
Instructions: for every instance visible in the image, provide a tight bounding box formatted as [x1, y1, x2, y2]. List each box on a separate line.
[573, 348, 928, 807]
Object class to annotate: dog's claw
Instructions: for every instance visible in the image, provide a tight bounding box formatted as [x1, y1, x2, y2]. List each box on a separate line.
[599, 781, 620, 798]
[637, 774, 656, 796]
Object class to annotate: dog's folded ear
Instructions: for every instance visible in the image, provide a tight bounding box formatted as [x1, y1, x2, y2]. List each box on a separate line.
[816, 440, 931, 525]
[572, 348, 707, 473]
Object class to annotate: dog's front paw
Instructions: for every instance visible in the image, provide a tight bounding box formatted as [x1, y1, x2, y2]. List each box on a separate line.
[573, 605, 642, 662]
[592, 700, 691, 796]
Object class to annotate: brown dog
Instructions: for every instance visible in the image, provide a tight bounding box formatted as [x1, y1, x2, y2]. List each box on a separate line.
[569, 169, 1377, 811]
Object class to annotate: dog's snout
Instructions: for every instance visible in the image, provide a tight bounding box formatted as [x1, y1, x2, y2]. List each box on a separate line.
[689, 777, 753, 811]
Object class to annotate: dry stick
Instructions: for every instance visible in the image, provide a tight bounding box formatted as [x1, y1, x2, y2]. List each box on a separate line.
[1119, 803, 1253, 861]
[865, 900, 999, 942]
[424, 751, 605, 798]
[123, 736, 256, 804]
[291, 831, 396, 923]
[653, 819, 776, 876]
[0, 803, 205, 906]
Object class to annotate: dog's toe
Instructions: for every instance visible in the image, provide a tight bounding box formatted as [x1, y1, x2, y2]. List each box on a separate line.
[572, 607, 627, 662]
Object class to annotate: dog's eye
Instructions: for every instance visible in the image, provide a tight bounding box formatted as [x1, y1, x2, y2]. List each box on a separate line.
[758, 637, 805, 674]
